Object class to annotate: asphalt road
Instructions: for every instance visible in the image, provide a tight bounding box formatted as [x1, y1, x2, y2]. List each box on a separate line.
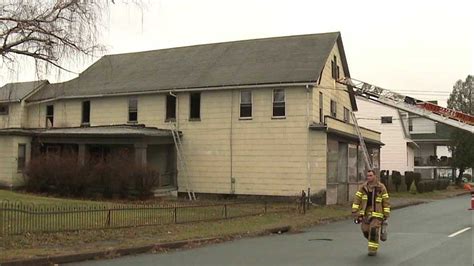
[69, 195, 473, 266]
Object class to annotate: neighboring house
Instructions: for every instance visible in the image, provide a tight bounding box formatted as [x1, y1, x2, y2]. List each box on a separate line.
[409, 115, 460, 179]
[355, 97, 416, 174]
[0, 32, 382, 204]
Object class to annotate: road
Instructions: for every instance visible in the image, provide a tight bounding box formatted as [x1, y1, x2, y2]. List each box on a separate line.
[69, 195, 473, 266]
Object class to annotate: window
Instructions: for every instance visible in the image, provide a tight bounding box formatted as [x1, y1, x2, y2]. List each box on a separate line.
[17, 144, 26, 171]
[166, 94, 176, 121]
[240, 91, 252, 118]
[319, 92, 324, 123]
[331, 55, 339, 80]
[128, 97, 138, 122]
[0, 104, 8, 115]
[408, 118, 413, 131]
[82, 101, 90, 125]
[272, 89, 285, 117]
[189, 92, 201, 120]
[381, 116, 393, 124]
[330, 100, 337, 118]
[46, 105, 54, 127]
[344, 107, 350, 123]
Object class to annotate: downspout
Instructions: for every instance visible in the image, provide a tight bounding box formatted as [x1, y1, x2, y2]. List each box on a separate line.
[230, 90, 235, 194]
[306, 85, 312, 202]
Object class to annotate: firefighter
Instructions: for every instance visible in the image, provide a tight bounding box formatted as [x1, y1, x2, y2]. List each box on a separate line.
[352, 170, 390, 256]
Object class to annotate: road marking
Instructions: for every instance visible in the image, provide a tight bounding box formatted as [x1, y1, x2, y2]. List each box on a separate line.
[448, 227, 471, 238]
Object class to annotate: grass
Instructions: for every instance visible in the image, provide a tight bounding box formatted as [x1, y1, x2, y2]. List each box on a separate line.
[0, 190, 103, 206]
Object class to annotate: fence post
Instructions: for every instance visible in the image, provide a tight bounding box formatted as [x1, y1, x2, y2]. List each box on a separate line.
[301, 190, 306, 214]
[174, 207, 177, 224]
[224, 204, 227, 219]
[106, 209, 111, 227]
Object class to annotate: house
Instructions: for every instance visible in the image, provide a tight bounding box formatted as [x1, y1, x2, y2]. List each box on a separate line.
[0, 32, 382, 204]
[355, 97, 417, 174]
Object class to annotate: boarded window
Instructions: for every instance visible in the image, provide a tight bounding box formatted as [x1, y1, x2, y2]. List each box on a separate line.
[82, 101, 90, 124]
[46, 105, 54, 127]
[273, 89, 285, 117]
[319, 92, 324, 123]
[166, 94, 176, 121]
[190, 92, 201, 119]
[0, 104, 8, 115]
[381, 116, 393, 124]
[17, 144, 26, 171]
[330, 100, 337, 118]
[240, 91, 252, 118]
[344, 107, 350, 122]
[128, 97, 138, 122]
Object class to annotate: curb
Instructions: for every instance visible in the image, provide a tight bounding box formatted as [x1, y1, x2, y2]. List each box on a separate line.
[1, 194, 466, 265]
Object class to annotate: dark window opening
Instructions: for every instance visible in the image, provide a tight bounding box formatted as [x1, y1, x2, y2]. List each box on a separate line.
[319, 92, 324, 123]
[190, 92, 201, 120]
[128, 97, 138, 122]
[82, 101, 90, 124]
[166, 94, 176, 121]
[17, 144, 26, 171]
[381, 116, 393, 124]
[331, 55, 339, 80]
[330, 100, 337, 118]
[344, 107, 350, 123]
[409, 118, 413, 131]
[46, 105, 54, 127]
[273, 89, 285, 117]
[0, 104, 8, 115]
[240, 91, 252, 118]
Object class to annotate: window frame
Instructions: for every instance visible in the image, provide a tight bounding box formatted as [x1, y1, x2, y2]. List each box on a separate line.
[17, 144, 26, 172]
[239, 90, 252, 119]
[81, 100, 91, 125]
[165, 94, 177, 122]
[0, 104, 9, 115]
[46, 104, 54, 127]
[128, 97, 138, 123]
[189, 92, 201, 120]
[381, 116, 393, 124]
[330, 100, 337, 118]
[344, 107, 350, 123]
[272, 89, 286, 118]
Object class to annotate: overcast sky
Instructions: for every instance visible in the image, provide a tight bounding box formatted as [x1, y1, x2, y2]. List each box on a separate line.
[2, 0, 473, 106]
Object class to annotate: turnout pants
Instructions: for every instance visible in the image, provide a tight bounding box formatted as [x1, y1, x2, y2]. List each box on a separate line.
[361, 217, 382, 252]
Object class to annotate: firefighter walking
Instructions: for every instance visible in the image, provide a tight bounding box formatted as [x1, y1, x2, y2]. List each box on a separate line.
[352, 170, 390, 256]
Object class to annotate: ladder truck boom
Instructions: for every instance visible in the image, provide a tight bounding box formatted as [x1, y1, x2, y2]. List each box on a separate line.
[337, 77, 474, 134]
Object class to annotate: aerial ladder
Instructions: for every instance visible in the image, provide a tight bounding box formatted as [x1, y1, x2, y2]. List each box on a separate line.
[336, 77, 474, 170]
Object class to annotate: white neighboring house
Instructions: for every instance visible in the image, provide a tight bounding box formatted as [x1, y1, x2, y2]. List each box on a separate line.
[355, 96, 417, 174]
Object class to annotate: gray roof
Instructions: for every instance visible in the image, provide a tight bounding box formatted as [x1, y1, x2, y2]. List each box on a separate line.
[0, 80, 48, 102]
[0, 125, 174, 138]
[27, 32, 356, 109]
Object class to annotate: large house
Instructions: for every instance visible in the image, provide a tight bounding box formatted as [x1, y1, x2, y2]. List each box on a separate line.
[0, 32, 382, 204]
[355, 97, 417, 174]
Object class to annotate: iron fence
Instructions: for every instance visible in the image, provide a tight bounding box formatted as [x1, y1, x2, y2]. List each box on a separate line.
[0, 200, 296, 236]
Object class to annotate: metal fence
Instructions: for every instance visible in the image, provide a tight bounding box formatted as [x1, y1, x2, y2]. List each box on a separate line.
[0, 200, 296, 236]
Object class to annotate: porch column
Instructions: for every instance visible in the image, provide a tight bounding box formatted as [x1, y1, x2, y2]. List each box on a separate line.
[134, 143, 148, 167]
[78, 144, 86, 165]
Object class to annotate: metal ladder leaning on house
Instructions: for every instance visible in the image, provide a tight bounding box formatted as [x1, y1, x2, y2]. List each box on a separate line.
[169, 122, 196, 200]
[337, 77, 474, 134]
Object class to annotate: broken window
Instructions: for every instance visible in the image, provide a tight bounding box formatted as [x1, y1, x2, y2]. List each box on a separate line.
[319, 92, 324, 123]
[381, 116, 393, 124]
[189, 92, 201, 120]
[46, 105, 54, 127]
[273, 89, 285, 117]
[240, 90, 252, 118]
[128, 97, 138, 122]
[166, 94, 176, 121]
[330, 100, 337, 118]
[0, 104, 8, 115]
[344, 107, 350, 123]
[17, 144, 26, 171]
[82, 101, 90, 125]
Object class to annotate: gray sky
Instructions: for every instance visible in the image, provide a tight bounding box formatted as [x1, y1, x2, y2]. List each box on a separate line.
[2, 0, 473, 105]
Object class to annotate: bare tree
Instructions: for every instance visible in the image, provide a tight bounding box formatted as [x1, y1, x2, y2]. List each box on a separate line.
[1, 0, 140, 74]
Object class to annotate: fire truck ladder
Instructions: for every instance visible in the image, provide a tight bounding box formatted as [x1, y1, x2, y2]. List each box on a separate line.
[350, 111, 373, 170]
[169, 122, 196, 200]
[337, 77, 474, 134]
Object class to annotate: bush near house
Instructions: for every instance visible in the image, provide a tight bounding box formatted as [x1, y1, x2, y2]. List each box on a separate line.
[24, 152, 161, 199]
[415, 180, 450, 193]
[405, 171, 414, 191]
[391, 171, 402, 192]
